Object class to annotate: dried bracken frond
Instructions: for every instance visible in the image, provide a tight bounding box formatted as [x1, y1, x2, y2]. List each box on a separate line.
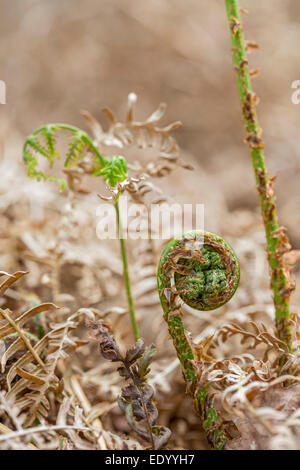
[0, 271, 89, 428]
[101, 430, 145, 450]
[211, 321, 290, 362]
[83, 93, 190, 178]
[183, 316, 300, 449]
[0, 393, 92, 450]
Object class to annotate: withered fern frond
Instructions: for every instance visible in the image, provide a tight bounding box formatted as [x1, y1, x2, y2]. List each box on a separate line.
[0, 271, 87, 426]
[87, 319, 171, 450]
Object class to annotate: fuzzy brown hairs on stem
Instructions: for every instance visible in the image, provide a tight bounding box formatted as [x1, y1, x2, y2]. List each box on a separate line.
[225, 0, 296, 358]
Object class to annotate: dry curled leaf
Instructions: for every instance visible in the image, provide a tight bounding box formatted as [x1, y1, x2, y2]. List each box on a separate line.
[87, 320, 171, 449]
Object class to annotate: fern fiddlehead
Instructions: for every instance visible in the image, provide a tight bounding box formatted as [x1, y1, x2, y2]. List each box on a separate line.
[157, 230, 240, 449]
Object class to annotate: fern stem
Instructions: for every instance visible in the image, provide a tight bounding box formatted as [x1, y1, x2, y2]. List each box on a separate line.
[24, 122, 136, 339]
[157, 230, 240, 449]
[225, 0, 293, 353]
[114, 199, 140, 341]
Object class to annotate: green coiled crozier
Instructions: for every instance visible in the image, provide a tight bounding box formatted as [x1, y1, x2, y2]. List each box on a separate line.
[157, 230, 240, 449]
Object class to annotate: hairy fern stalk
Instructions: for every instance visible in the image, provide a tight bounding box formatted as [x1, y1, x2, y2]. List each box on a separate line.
[225, 0, 294, 355]
[157, 230, 240, 449]
[23, 123, 139, 341]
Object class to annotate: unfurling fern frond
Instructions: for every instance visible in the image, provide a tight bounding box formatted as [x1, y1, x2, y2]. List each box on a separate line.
[23, 123, 128, 191]
[26, 135, 52, 161]
[65, 130, 87, 167]
[41, 125, 60, 159]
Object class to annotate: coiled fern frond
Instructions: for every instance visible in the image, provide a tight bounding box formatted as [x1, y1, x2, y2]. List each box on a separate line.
[157, 230, 240, 449]
[23, 123, 127, 191]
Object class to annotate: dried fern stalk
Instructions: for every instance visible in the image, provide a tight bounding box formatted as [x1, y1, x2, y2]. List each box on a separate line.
[225, 0, 294, 354]
[157, 230, 240, 449]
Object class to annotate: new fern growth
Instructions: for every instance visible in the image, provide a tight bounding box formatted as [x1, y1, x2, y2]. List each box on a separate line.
[23, 123, 138, 340]
[157, 230, 240, 449]
[23, 124, 124, 190]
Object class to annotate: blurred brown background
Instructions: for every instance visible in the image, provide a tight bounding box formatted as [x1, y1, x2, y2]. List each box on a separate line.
[1, 0, 300, 234]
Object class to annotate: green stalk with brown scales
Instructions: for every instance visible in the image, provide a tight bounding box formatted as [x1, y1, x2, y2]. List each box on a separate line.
[157, 230, 240, 449]
[225, 0, 294, 354]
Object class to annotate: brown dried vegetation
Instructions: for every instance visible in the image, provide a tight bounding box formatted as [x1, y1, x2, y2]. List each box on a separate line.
[0, 0, 300, 450]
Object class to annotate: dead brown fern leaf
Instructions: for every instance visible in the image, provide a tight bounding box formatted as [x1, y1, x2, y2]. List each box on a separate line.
[0, 271, 89, 426]
[82, 93, 191, 177]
